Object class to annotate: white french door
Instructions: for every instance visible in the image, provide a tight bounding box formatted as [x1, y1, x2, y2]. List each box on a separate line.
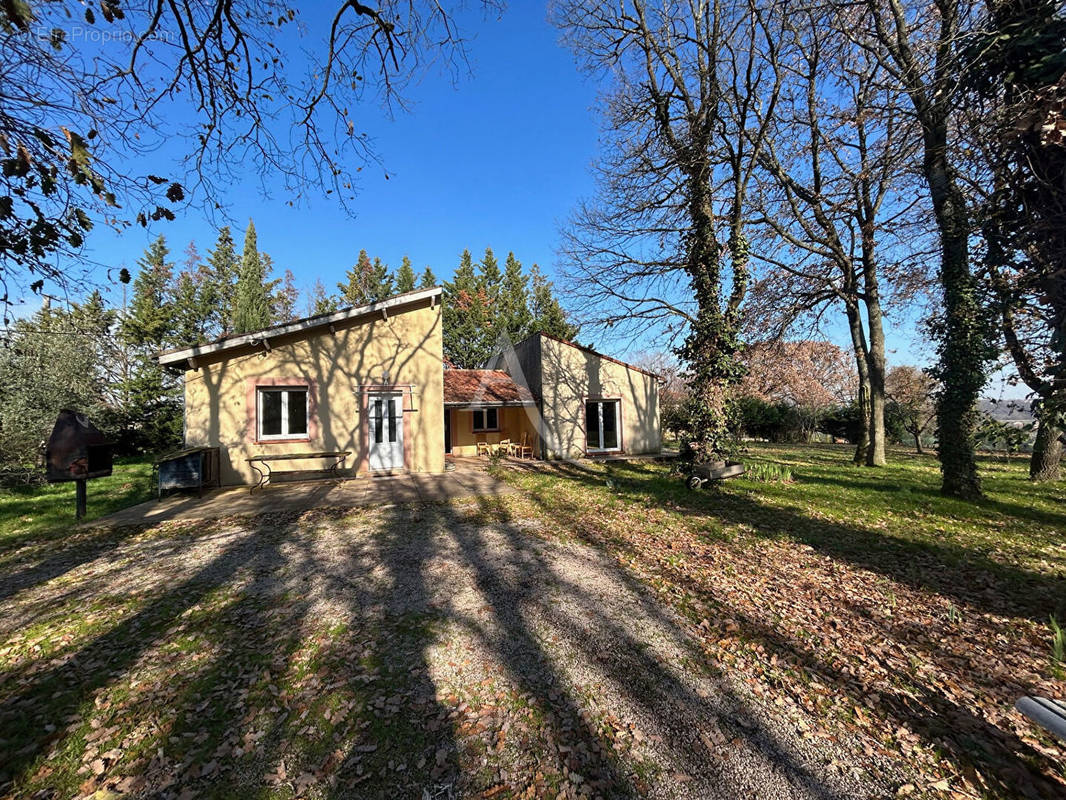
[368, 393, 404, 470]
[585, 399, 620, 452]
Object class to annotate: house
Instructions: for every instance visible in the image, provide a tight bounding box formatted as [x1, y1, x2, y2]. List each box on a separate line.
[443, 368, 538, 456]
[158, 288, 445, 485]
[486, 333, 661, 460]
[158, 290, 661, 486]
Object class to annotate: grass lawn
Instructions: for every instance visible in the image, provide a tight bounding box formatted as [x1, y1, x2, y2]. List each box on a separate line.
[0, 457, 154, 549]
[0, 443, 1063, 799]
[492, 443, 1066, 798]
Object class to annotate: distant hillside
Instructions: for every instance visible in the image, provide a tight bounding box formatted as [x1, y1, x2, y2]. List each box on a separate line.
[979, 398, 1034, 422]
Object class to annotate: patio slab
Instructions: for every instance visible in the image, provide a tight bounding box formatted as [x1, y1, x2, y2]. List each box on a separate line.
[88, 466, 512, 528]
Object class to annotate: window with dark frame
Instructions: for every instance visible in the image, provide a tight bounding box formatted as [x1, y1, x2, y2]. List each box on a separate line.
[257, 387, 309, 440]
[472, 407, 499, 432]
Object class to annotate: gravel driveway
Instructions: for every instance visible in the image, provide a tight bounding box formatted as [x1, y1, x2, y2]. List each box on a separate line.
[0, 496, 891, 799]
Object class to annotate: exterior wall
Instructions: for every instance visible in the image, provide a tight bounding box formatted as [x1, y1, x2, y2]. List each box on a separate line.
[538, 336, 660, 459]
[182, 299, 444, 485]
[447, 407, 539, 457]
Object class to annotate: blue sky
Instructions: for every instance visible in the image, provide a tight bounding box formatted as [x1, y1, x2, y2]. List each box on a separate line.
[44, 3, 603, 317]
[19, 3, 1020, 398]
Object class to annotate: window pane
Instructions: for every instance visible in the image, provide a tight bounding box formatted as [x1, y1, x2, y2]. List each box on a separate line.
[288, 390, 308, 435]
[261, 391, 282, 436]
[473, 409, 484, 431]
[585, 402, 599, 448]
[374, 399, 383, 443]
[387, 397, 397, 443]
[602, 401, 618, 449]
[486, 408, 498, 430]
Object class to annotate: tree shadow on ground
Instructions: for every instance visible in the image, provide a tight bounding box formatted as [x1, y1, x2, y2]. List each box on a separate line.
[571, 461, 1064, 621]
[513, 461, 1066, 799]
[0, 506, 460, 799]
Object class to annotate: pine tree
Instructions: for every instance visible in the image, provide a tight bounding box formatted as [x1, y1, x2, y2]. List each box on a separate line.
[232, 219, 271, 333]
[118, 235, 182, 452]
[370, 257, 394, 300]
[338, 250, 393, 305]
[530, 263, 578, 341]
[419, 266, 437, 289]
[477, 247, 503, 349]
[443, 249, 493, 367]
[479, 247, 502, 301]
[122, 235, 174, 348]
[206, 226, 239, 334]
[171, 240, 217, 345]
[395, 255, 416, 293]
[499, 251, 532, 343]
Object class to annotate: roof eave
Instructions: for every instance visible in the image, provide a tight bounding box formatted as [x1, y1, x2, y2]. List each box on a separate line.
[444, 400, 537, 408]
[158, 287, 441, 368]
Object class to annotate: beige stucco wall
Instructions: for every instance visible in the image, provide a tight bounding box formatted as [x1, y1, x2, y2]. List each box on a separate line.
[538, 337, 660, 459]
[447, 407, 539, 457]
[182, 299, 444, 485]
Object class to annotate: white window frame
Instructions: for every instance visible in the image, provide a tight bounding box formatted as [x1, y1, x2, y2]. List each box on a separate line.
[585, 399, 621, 452]
[472, 407, 500, 433]
[257, 387, 309, 440]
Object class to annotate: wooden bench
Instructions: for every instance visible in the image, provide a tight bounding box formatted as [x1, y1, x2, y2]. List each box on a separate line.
[246, 451, 351, 491]
[1016, 696, 1066, 741]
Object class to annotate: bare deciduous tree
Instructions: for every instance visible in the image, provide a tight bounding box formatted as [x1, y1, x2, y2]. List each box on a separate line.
[886, 364, 938, 453]
[746, 3, 928, 467]
[846, 0, 994, 497]
[0, 0, 490, 315]
[554, 0, 782, 460]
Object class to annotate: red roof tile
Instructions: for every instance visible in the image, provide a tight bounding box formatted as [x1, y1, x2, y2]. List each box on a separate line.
[443, 370, 536, 406]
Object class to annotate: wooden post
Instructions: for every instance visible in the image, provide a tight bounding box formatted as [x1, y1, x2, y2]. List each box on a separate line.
[75, 478, 87, 521]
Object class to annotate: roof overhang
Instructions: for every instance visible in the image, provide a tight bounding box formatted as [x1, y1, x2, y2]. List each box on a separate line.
[445, 401, 537, 408]
[158, 287, 441, 369]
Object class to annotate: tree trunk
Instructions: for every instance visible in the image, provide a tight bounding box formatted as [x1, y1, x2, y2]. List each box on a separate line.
[922, 137, 985, 498]
[845, 301, 871, 465]
[862, 269, 887, 467]
[913, 431, 924, 454]
[1030, 413, 1063, 482]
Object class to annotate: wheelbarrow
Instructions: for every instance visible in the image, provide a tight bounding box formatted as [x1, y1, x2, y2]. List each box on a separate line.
[685, 460, 745, 490]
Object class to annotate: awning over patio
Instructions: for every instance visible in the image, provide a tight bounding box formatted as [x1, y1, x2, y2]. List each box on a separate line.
[443, 369, 536, 408]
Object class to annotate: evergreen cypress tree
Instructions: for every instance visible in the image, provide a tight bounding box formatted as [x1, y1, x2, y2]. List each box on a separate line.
[206, 226, 239, 334]
[500, 251, 532, 343]
[419, 266, 437, 289]
[395, 255, 417, 293]
[232, 219, 271, 333]
[443, 249, 492, 367]
[530, 263, 578, 341]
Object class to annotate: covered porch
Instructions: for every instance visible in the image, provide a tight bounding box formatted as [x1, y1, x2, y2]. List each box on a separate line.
[443, 369, 540, 458]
